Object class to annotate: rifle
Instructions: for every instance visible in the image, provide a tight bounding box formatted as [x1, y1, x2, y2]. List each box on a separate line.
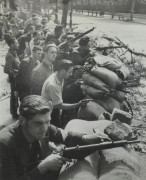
[61, 140, 140, 159]
[58, 27, 96, 49]
[94, 45, 126, 51]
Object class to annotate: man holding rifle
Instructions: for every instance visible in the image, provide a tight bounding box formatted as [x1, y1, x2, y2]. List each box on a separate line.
[0, 95, 109, 180]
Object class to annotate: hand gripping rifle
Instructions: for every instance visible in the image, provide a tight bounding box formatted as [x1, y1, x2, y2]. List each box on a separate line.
[61, 140, 140, 160]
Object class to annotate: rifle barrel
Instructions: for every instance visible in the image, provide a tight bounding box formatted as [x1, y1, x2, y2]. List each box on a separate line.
[95, 45, 126, 51]
[64, 140, 140, 152]
[67, 27, 95, 44]
[62, 140, 140, 159]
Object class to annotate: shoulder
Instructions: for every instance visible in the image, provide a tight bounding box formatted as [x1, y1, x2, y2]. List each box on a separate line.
[32, 63, 42, 73]
[42, 74, 55, 89]
[31, 64, 44, 79]
[46, 73, 56, 84]
[5, 52, 15, 63]
[20, 57, 30, 65]
[6, 52, 13, 59]
[0, 122, 18, 146]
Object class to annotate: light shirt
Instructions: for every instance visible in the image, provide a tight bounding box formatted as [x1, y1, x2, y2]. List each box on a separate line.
[41, 72, 64, 107]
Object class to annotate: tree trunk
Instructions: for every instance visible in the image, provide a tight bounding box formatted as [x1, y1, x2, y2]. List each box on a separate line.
[70, 0, 73, 29]
[54, 0, 59, 23]
[61, 1, 69, 27]
[111, 0, 115, 19]
[130, 0, 136, 21]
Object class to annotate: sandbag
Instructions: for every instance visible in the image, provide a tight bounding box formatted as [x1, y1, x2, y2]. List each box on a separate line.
[82, 72, 110, 93]
[116, 65, 130, 80]
[81, 84, 107, 98]
[89, 66, 123, 88]
[59, 120, 103, 180]
[59, 120, 140, 180]
[95, 97, 121, 113]
[98, 148, 140, 180]
[93, 54, 123, 71]
[77, 101, 107, 120]
[110, 91, 126, 102]
[59, 153, 99, 180]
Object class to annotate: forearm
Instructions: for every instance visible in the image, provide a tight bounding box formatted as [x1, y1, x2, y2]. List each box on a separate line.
[58, 102, 80, 110]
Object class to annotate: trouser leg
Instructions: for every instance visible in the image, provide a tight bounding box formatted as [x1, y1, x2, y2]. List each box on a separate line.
[10, 83, 18, 116]
[51, 109, 61, 128]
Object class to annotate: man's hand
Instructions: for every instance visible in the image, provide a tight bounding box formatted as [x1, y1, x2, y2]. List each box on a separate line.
[77, 99, 92, 108]
[82, 131, 110, 144]
[74, 79, 83, 86]
[14, 91, 18, 98]
[38, 154, 70, 174]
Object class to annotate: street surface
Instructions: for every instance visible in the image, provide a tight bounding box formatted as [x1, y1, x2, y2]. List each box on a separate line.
[69, 12, 146, 53]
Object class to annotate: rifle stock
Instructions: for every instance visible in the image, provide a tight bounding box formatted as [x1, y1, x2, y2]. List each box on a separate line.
[61, 140, 140, 159]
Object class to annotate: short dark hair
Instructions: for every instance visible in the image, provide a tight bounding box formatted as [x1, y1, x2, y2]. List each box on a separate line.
[73, 65, 83, 73]
[33, 30, 43, 38]
[45, 33, 56, 44]
[79, 36, 90, 46]
[32, 45, 42, 52]
[35, 24, 42, 30]
[19, 95, 52, 121]
[25, 23, 34, 33]
[56, 59, 73, 71]
[32, 13, 37, 18]
[55, 25, 63, 32]
[4, 34, 16, 47]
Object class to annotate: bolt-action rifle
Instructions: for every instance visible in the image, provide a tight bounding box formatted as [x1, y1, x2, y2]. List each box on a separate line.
[61, 140, 140, 159]
[94, 45, 126, 51]
[58, 27, 96, 49]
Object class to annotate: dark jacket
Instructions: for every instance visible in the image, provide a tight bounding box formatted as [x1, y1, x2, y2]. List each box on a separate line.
[31, 62, 53, 95]
[0, 121, 84, 180]
[4, 49, 20, 83]
[71, 47, 91, 66]
[15, 56, 39, 93]
[18, 33, 31, 57]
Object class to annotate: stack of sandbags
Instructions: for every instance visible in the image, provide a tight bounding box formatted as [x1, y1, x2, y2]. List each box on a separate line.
[59, 120, 140, 180]
[80, 55, 130, 113]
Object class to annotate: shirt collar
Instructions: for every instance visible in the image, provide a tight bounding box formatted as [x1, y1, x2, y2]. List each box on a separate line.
[42, 61, 53, 71]
[54, 72, 64, 86]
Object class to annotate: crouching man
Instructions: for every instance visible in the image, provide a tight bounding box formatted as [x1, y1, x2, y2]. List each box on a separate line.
[0, 95, 108, 180]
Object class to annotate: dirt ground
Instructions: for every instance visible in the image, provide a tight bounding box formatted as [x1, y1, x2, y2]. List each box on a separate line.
[0, 13, 146, 179]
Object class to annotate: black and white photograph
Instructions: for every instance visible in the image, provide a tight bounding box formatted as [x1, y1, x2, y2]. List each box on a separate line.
[0, 0, 146, 179]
